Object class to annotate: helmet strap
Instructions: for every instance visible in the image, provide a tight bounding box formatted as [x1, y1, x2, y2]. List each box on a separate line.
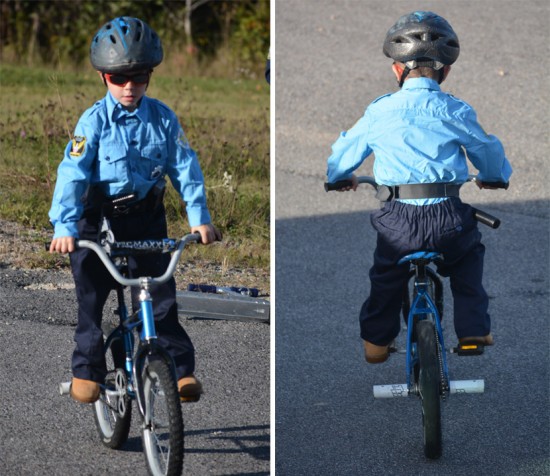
[398, 66, 411, 88]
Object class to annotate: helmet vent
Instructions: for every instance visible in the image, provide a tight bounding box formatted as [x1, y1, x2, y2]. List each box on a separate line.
[109, 35, 116, 44]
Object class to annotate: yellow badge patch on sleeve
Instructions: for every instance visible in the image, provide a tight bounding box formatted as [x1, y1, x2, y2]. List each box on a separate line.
[70, 136, 86, 157]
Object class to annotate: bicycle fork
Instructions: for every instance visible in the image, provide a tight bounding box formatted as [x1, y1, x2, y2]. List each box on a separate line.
[132, 278, 179, 419]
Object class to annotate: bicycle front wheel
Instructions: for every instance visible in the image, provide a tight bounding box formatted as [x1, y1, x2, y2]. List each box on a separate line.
[141, 359, 184, 476]
[93, 326, 132, 449]
[416, 319, 442, 459]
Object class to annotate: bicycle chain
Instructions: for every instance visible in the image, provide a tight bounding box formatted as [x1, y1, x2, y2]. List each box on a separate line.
[435, 330, 449, 399]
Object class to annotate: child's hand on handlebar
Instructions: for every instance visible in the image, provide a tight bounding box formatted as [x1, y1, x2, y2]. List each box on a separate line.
[474, 178, 508, 190]
[337, 174, 359, 192]
[191, 224, 222, 244]
[50, 236, 76, 254]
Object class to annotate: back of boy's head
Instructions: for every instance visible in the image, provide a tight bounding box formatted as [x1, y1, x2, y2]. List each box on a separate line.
[90, 17, 163, 73]
[383, 11, 460, 87]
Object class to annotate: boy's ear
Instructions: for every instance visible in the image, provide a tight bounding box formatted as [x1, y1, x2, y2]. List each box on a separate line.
[392, 62, 404, 82]
[97, 70, 107, 87]
[441, 65, 451, 83]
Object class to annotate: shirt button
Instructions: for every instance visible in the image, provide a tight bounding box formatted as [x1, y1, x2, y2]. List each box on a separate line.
[106, 156, 110, 161]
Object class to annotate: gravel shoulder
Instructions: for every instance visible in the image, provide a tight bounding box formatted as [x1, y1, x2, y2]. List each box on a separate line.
[0, 218, 270, 296]
[0, 218, 271, 475]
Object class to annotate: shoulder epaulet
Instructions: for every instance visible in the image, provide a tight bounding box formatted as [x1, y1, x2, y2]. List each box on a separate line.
[445, 93, 473, 109]
[80, 98, 107, 121]
[371, 92, 392, 104]
[147, 97, 175, 119]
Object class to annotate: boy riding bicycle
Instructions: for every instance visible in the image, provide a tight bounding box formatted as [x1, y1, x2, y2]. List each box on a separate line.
[326, 11, 512, 364]
[49, 17, 221, 403]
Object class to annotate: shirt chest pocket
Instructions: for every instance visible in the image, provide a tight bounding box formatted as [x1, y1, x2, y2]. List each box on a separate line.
[140, 143, 168, 179]
[96, 146, 129, 183]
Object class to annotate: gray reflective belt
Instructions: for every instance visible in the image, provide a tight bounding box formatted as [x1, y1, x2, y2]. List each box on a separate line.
[376, 183, 461, 202]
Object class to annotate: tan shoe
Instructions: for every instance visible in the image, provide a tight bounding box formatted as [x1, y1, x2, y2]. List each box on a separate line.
[178, 375, 203, 402]
[363, 340, 390, 364]
[70, 377, 100, 403]
[459, 334, 494, 346]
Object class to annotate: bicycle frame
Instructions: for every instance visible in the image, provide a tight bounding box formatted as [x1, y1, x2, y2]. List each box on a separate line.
[59, 232, 201, 413]
[403, 258, 449, 394]
[324, 175, 496, 399]
[101, 284, 160, 412]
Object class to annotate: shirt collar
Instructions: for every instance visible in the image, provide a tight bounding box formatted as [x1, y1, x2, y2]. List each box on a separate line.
[106, 91, 149, 124]
[401, 77, 441, 91]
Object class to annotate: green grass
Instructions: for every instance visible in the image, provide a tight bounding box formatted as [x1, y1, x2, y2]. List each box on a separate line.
[0, 63, 270, 269]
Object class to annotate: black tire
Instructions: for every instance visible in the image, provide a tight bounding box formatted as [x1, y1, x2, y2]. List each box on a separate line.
[141, 359, 184, 476]
[416, 319, 442, 459]
[93, 326, 132, 449]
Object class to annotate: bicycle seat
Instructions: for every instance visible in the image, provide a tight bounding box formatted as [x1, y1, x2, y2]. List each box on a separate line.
[398, 251, 442, 265]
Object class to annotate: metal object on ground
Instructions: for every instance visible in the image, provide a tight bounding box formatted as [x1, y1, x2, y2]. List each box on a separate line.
[176, 290, 270, 323]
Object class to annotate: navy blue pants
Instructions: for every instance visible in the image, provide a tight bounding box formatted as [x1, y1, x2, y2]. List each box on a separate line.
[70, 206, 195, 383]
[360, 198, 490, 346]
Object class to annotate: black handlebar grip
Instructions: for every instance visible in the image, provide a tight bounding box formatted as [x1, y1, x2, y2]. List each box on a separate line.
[324, 180, 353, 192]
[479, 181, 509, 190]
[473, 208, 501, 229]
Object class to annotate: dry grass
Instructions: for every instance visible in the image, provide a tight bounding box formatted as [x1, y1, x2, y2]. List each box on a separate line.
[0, 63, 270, 272]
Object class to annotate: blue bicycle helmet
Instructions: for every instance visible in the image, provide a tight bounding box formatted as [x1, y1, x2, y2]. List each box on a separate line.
[90, 17, 163, 73]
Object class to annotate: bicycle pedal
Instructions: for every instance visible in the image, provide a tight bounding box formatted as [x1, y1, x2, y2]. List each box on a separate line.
[389, 345, 406, 355]
[454, 342, 485, 356]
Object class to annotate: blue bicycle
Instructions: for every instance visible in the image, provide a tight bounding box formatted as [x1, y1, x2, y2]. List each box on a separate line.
[326, 175, 506, 459]
[59, 207, 200, 476]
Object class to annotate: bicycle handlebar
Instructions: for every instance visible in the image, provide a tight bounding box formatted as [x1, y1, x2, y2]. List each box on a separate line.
[75, 233, 201, 287]
[324, 177, 378, 192]
[324, 175, 505, 229]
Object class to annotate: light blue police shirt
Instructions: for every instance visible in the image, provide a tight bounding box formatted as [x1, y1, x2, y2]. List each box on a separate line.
[49, 91, 211, 238]
[326, 78, 512, 205]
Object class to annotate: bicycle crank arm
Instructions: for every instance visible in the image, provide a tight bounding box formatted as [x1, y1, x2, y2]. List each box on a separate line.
[373, 379, 484, 398]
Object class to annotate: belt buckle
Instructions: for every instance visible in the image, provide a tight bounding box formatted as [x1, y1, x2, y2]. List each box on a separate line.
[113, 204, 130, 216]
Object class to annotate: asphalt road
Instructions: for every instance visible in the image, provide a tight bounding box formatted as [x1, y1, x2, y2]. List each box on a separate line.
[275, 1, 549, 475]
[0, 267, 269, 475]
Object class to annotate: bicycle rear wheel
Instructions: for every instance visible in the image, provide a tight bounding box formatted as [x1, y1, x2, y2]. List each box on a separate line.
[93, 326, 132, 449]
[141, 359, 184, 476]
[402, 269, 443, 328]
[416, 319, 442, 459]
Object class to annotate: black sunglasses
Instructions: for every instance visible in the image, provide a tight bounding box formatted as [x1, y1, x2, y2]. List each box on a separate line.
[104, 72, 150, 86]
